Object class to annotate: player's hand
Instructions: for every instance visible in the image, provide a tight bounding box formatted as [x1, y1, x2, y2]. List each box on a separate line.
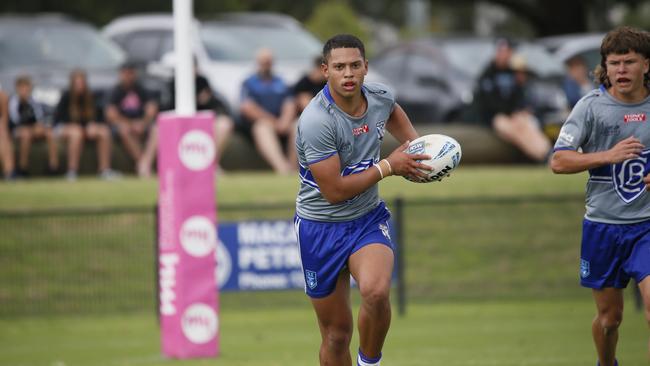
[606, 136, 644, 163]
[386, 140, 432, 180]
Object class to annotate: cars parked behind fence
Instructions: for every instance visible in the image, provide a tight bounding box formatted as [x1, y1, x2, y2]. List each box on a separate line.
[0, 14, 126, 122]
[372, 36, 569, 126]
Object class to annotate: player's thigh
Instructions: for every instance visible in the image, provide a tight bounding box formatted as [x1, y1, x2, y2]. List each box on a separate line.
[311, 270, 353, 334]
[349, 244, 394, 297]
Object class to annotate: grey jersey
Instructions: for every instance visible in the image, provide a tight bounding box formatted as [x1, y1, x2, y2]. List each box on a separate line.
[554, 86, 650, 223]
[295, 82, 395, 222]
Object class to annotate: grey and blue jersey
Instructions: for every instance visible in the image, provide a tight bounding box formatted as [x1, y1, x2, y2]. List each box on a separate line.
[554, 86, 650, 224]
[295, 82, 395, 222]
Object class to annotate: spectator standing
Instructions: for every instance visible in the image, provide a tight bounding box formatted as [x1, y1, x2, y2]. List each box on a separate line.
[475, 39, 551, 162]
[562, 55, 593, 108]
[293, 56, 327, 115]
[0, 87, 14, 180]
[138, 65, 234, 178]
[105, 62, 158, 168]
[9, 75, 58, 176]
[239, 48, 297, 174]
[55, 69, 120, 181]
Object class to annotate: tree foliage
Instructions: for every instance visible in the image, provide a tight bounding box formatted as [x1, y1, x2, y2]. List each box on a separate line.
[304, 1, 372, 54]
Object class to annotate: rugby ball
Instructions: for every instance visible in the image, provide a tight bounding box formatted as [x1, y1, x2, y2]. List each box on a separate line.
[403, 134, 462, 183]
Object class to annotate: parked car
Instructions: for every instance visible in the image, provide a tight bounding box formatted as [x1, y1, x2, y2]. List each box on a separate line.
[537, 33, 604, 72]
[0, 14, 125, 121]
[102, 12, 324, 116]
[372, 36, 568, 125]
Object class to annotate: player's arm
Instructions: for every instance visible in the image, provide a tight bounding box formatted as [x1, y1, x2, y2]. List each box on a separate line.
[385, 103, 419, 143]
[310, 142, 431, 204]
[550, 136, 644, 174]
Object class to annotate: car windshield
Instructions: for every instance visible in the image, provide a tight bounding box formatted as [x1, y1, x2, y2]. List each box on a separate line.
[440, 41, 494, 78]
[0, 23, 124, 70]
[201, 25, 322, 62]
[516, 44, 564, 77]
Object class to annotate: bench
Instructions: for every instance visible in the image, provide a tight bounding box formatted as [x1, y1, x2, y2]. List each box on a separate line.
[16, 123, 530, 176]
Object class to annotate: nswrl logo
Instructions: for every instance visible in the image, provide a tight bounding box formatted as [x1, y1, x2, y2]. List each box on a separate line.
[305, 270, 318, 290]
[580, 259, 590, 279]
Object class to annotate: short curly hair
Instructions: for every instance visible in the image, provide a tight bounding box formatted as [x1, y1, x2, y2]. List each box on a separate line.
[595, 26, 650, 88]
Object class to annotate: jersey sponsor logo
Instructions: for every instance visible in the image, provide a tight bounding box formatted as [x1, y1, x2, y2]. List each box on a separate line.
[352, 124, 369, 136]
[580, 259, 590, 278]
[624, 113, 646, 123]
[305, 270, 318, 290]
[612, 149, 650, 203]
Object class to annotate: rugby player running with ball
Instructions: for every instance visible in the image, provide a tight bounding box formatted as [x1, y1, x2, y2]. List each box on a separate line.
[294, 34, 432, 366]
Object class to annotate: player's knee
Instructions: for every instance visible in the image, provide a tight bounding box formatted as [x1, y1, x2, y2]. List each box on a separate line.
[322, 325, 352, 352]
[359, 282, 391, 308]
[598, 310, 623, 333]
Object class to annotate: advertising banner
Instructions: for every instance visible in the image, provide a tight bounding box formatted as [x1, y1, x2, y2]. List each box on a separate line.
[158, 111, 219, 358]
[215, 219, 397, 292]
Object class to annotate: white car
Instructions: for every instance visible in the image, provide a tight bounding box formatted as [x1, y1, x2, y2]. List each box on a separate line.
[102, 12, 323, 116]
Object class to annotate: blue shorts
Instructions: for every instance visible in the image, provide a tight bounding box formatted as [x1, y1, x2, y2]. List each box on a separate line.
[294, 202, 394, 298]
[580, 218, 650, 289]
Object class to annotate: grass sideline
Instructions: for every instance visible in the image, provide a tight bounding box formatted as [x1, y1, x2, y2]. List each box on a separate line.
[0, 166, 588, 210]
[0, 166, 603, 315]
[0, 300, 647, 366]
[1, 167, 648, 364]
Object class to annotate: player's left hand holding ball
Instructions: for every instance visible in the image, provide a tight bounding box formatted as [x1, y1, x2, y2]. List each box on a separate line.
[384, 140, 433, 181]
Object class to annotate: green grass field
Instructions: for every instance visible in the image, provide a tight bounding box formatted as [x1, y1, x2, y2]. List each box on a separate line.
[0, 300, 647, 366]
[0, 167, 647, 365]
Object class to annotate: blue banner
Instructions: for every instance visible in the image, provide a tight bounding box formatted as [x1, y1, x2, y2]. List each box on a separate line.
[216, 220, 304, 291]
[216, 219, 397, 292]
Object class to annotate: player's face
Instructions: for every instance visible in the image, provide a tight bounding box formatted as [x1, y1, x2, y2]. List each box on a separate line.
[323, 47, 368, 98]
[606, 51, 649, 101]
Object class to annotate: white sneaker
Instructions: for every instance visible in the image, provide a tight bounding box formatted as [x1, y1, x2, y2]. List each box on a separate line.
[99, 169, 122, 181]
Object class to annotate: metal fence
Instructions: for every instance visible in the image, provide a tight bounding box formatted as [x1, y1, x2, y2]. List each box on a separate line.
[0, 195, 642, 317]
